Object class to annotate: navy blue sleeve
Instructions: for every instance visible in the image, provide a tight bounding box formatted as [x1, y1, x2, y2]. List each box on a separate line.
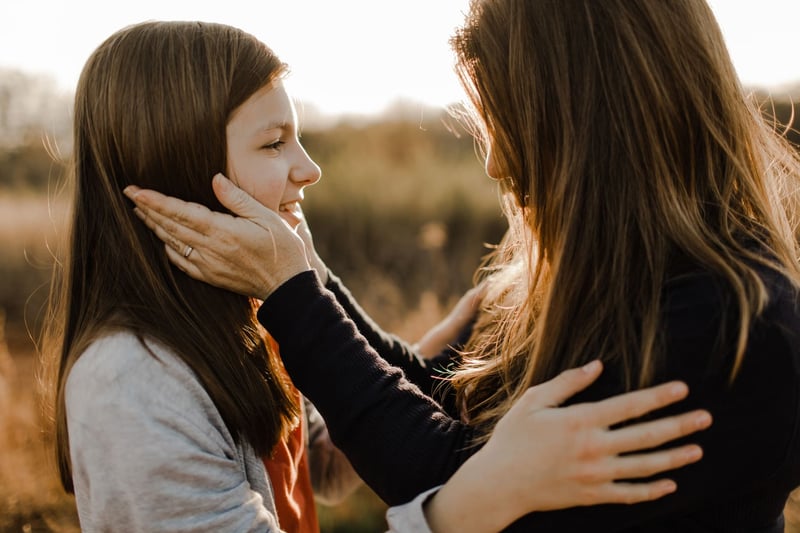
[258, 271, 477, 505]
[261, 270, 800, 530]
[323, 270, 464, 412]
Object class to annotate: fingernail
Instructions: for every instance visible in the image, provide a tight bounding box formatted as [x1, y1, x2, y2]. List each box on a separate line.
[213, 173, 230, 191]
[582, 360, 601, 373]
[670, 382, 688, 397]
[685, 446, 703, 461]
[123, 185, 140, 199]
[133, 207, 145, 220]
[695, 412, 712, 429]
[658, 480, 677, 494]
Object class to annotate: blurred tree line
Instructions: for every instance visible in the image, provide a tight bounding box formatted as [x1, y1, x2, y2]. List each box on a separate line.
[1, 68, 799, 332]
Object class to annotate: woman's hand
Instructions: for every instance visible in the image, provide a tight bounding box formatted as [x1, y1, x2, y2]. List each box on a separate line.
[414, 283, 487, 358]
[124, 174, 311, 300]
[424, 361, 712, 533]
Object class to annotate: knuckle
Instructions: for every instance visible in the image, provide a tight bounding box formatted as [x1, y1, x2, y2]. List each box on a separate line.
[667, 450, 688, 469]
[573, 463, 603, 484]
[174, 209, 191, 225]
[639, 424, 660, 444]
[162, 217, 179, 234]
[557, 413, 583, 437]
[622, 488, 643, 505]
[578, 484, 604, 505]
[577, 435, 604, 459]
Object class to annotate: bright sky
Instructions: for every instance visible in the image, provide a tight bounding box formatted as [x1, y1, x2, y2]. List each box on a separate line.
[2, 1, 800, 118]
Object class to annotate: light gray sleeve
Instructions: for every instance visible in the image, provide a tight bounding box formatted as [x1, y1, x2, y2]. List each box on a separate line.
[304, 397, 364, 505]
[65, 333, 284, 533]
[384, 487, 440, 533]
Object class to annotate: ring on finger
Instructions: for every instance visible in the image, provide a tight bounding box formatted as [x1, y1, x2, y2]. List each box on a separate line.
[183, 245, 194, 258]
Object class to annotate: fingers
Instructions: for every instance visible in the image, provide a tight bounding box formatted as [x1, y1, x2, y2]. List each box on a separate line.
[131, 207, 187, 254]
[607, 443, 703, 482]
[125, 188, 214, 255]
[164, 244, 198, 277]
[124, 186, 214, 236]
[605, 409, 712, 455]
[589, 478, 678, 505]
[578, 380, 689, 428]
[523, 360, 604, 409]
[212, 174, 270, 220]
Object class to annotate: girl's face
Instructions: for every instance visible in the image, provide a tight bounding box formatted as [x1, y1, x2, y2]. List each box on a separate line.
[226, 80, 321, 228]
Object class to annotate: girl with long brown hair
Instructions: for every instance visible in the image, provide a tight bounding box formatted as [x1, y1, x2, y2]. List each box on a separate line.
[44, 20, 366, 531]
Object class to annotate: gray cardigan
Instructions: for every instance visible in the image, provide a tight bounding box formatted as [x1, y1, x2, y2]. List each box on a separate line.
[66, 331, 362, 532]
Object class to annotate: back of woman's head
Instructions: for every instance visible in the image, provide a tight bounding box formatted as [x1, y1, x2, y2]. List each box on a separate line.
[453, 0, 789, 245]
[46, 21, 299, 491]
[451, 0, 800, 438]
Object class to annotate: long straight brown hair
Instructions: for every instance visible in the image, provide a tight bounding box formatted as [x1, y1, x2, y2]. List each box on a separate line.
[450, 0, 800, 440]
[43, 21, 300, 491]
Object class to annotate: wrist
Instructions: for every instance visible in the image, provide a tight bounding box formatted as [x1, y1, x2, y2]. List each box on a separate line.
[423, 450, 522, 533]
[258, 265, 313, 300]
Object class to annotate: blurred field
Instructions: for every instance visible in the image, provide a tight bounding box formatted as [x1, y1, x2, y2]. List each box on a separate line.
[3, 90, 800, 531]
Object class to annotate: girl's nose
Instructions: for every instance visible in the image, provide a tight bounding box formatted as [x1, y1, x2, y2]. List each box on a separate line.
[291, 146, 321, 186]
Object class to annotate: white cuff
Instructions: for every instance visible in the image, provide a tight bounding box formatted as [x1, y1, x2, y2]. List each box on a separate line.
[384, 486, 442, 533]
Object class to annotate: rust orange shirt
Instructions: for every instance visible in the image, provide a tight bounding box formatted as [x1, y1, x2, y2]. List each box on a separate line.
[262, 405, 320, 533]
[262, 334, 319, 533]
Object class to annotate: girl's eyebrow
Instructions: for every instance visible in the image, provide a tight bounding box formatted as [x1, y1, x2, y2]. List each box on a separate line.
[255, 121, 291, 136]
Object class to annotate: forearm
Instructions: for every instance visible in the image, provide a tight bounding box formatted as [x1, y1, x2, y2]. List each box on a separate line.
[422, 450, 524, 533]
[324, 270, 456, 396]
[259, 271, 477, 505]
[305, 398, 363, 505]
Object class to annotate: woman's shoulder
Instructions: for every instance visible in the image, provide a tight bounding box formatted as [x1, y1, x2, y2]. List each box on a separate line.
[663, 259, 798, 316]
[661, 263, 800, 379]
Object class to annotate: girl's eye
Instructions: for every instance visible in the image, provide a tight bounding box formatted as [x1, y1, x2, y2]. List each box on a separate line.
[262, 140, 285, 151]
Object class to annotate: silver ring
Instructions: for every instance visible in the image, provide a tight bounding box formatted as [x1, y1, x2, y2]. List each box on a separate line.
[183, 245, 193, 258]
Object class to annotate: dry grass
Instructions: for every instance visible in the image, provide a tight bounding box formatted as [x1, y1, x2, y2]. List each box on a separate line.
[0, 312, 80, 532]
[0, 192, 68, 332]
[0, 190, 81, 532]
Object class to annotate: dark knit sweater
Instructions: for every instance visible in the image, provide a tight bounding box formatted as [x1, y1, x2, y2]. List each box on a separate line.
[257, 267, 800, 532]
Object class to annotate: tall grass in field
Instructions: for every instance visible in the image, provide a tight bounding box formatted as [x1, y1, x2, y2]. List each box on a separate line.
[0, 190, 79, 532]
[0, 310, 80, 532]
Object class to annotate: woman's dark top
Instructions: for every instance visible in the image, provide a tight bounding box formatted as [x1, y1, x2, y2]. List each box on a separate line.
[257, 266, 800, 532]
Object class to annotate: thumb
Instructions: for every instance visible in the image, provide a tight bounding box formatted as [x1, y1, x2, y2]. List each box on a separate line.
[525, 360, 603, 409]
[212, 173, 267, 219]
